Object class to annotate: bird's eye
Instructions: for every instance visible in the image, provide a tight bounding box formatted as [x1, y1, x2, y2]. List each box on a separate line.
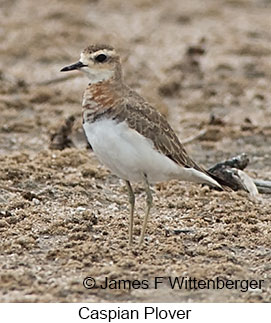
[95, 54, 107, 63]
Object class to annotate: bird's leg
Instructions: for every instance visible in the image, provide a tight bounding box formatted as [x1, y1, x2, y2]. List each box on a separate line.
[139, 174, 153, 245]
[125, 180, 135, 246]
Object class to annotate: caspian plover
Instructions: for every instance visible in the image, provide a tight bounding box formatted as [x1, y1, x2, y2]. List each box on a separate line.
[61, 44, 224, 245]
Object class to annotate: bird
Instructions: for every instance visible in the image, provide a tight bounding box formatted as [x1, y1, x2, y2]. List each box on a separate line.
[61, 44, 225, 246]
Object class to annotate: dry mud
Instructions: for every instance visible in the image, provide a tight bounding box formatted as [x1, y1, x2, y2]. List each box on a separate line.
[0, 0, 271, 302]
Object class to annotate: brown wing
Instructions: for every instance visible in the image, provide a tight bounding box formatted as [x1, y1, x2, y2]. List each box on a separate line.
[91, 87, 227, 189]
[109, 97, 204, 172]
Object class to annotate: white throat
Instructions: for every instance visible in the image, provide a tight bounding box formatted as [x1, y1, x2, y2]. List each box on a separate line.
[82, 67, 114, 83]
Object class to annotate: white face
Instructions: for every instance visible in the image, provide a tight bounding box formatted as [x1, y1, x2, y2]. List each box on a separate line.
[79, 49, 116, 83]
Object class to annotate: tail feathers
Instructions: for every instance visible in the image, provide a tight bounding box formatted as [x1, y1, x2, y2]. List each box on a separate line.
[183, 167, 223, 190]
[191, 162, 232, 191]
[182, 159, 232, 191]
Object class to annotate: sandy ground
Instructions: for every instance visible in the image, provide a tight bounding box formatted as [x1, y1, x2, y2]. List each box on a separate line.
[0, 0, 271, 302]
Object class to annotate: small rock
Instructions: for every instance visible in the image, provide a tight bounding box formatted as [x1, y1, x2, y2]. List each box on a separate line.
[76, 206, 86, 212]
[33, 198, 40, 205]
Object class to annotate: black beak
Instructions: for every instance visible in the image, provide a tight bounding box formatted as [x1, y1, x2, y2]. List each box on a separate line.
[60, 61, 87, 72]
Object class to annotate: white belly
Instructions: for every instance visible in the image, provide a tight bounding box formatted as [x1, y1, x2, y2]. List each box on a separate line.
[83, 118, 220, 187]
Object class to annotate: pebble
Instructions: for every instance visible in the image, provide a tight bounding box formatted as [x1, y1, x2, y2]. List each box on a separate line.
[33, 198, 40, 205]
[76, 206, 86, 212]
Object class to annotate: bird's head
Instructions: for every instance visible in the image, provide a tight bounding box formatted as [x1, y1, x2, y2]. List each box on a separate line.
[61, 44, 121, 83]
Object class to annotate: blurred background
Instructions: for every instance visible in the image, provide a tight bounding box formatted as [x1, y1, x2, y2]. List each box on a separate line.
[1, 0, 271, 161]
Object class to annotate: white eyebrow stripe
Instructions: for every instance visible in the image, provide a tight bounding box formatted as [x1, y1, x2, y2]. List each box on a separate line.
[91, 49, 116, 57]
